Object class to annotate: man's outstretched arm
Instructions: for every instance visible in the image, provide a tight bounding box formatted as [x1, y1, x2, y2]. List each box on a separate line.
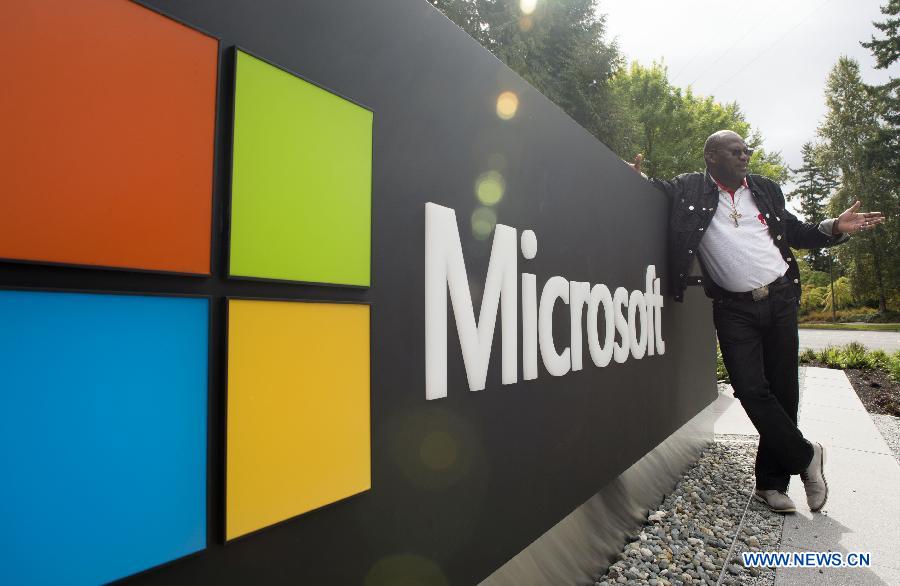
[832, 200, 885, 235]
[777, 178, 884, 248]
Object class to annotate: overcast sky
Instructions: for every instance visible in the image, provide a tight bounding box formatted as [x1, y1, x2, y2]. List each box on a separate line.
[599, 0, 897, 185]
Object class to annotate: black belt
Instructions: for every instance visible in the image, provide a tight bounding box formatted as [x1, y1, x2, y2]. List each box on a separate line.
[714, 274, 792, 302]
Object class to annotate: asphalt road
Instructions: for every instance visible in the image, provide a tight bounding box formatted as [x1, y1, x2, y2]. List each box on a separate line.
[797, 328, 900, 353]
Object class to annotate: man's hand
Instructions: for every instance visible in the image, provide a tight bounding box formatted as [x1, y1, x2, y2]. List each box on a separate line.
[628, 153, 643, 174]
[834, 200, 885, 234]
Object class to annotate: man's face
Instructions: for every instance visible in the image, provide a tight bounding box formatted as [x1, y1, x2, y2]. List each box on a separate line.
[709, 134, 752, 183]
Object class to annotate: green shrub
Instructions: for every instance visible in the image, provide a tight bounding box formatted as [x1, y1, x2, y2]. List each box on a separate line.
[867, 309, 900, 323]
[890, 351, 900, 383]
[800, 286, 827, 314]
[816, 346, 842, 368]
[865, 349, 890, 370]
[800, 306, 879, 323]
[799, 348, 817, 364]
[823, 276, 853, 312]
[838, 342, 869, 369]
[806, 344, 900, 381]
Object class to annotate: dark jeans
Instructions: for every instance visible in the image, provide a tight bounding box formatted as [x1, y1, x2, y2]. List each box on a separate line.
[713, 287, 814, 491]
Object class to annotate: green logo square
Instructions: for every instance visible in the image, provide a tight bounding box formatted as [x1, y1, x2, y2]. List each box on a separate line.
[229, 50, 372, 286]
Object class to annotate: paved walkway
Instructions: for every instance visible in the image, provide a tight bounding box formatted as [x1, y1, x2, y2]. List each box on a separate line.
[709, 367, 900, 584]
[798, 328, 900, 353]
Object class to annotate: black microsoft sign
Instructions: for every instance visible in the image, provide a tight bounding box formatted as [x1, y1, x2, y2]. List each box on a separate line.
[0, 1, 715, 584]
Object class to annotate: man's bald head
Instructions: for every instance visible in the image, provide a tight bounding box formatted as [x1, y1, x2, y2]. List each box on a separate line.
[704, 130, 744, 157]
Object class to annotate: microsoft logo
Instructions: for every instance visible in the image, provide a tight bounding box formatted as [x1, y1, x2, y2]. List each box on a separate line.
[2, 8, 376, 576]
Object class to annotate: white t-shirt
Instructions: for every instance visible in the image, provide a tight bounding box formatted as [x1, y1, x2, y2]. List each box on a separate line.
[697, 178, 788, 292]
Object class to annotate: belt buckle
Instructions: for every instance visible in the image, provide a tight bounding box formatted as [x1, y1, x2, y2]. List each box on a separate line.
[751, 285, 769, 301]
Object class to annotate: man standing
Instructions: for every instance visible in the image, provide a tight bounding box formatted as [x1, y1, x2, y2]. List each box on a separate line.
[634, 130, 884, 513]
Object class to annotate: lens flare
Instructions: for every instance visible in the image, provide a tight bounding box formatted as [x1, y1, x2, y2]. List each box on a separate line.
[475, 171, 505, 206]
[496, 91, 518, 120]
[420, 431, 458, 470]
[520, 0, 537, 16]
[365, 554, 448, 586]
[471, 207, 497, 241]
[518, 16, 534, 31]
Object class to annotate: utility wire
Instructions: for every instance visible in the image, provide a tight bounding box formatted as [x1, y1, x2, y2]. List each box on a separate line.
[708, 0, 834, 95]
[685, 4, 780, 88]
[670, 3, 756, 86]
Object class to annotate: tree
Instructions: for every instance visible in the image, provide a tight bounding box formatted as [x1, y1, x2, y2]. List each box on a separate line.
[861, 0, 900, 183]
[608, 61, 787, 181]
[859, 2, 900, 312]
[801, 286, 827, 314]
[788, 142, 838, 271]
[428, 0, 627, 147]
[606, 61, 679, 178]
[430, 2, 787, 182]
[818, 57, 899, 313]
[823, 276, 853, 312]
[863, 0, 900, 68]
[796, 250, 832, 287]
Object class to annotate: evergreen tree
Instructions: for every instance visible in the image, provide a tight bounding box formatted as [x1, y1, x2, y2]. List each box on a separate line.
[861, 1, 900, 193]
[819, 57, 898, 312]
[788, 142, 838, 271]
[860, 1, 900, 313]
[863, 0, 900, 68]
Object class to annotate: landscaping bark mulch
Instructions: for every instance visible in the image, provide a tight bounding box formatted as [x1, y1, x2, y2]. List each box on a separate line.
[804, 361, 900, 417]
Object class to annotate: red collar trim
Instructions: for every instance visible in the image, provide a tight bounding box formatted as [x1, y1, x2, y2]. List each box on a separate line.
[710, 175, 748, 198]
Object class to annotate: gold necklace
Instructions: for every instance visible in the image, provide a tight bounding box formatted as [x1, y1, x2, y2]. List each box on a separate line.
[727, 190, 743, 227]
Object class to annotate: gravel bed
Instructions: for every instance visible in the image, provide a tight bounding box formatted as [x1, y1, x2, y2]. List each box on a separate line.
[872, 413, 900, 465]
[594, 437, 784, 586]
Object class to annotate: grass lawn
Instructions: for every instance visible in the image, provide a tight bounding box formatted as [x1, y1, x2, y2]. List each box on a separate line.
[798, 323, 900, 332]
